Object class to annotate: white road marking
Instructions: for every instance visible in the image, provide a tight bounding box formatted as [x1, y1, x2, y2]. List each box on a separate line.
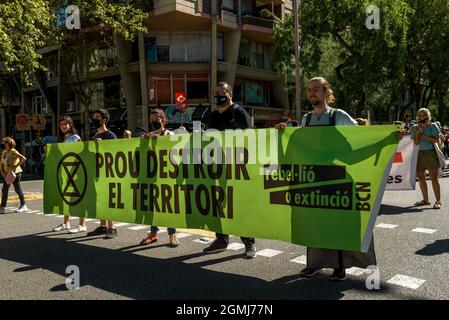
[128, 225, 148, 231]
[412, 228, 437, 234]
[193, 237, 215, 244]
[227, 243, 245, 251]
[256, 249, 283, 257]
[290, 255, 307, 265]
[386, 274, 426, 290]
[175, 232, 192, 239]
[375, 223, 398, 229]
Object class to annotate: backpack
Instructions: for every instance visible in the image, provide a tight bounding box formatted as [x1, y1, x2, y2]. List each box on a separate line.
[305, 108, 337, 127]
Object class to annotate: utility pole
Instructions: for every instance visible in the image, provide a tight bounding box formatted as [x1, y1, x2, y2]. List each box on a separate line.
[293, 0, 302, 121]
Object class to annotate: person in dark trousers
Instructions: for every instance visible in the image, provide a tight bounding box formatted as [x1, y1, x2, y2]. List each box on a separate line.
[88, 109, 119, 239]
[202, 81, 257, 259]
[277, 77, 375, 281]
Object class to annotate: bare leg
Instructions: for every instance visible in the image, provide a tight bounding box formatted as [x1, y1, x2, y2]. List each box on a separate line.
[416, 170, 429, 203]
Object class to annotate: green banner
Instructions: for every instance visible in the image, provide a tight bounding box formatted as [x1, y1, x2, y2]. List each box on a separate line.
[44, 126, 399, 252]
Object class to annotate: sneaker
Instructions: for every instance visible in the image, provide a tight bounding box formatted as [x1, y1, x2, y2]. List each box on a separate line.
[69, 225, 87, 234]
[140, 231, 158, 245]
[330, 268, 347, 281]
[243, 243, 256, 259]
[15, 205, 29, 213]
[0, 207, 5, 214]
[53, 224, 71, 232]
[299, 267, 323, 279]
[87, 226, 108, 236]
[203, 240, 228, 254]
[169, 234, 180, 247]
[104, 228, 118, 239]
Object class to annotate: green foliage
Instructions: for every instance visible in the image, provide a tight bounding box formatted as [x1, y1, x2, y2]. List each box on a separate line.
[273, 0, 449, 122]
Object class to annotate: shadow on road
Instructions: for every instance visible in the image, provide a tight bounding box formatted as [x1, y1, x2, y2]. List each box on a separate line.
[379, 204, 425, 216]
[0, 233, 399, 300]
[416, 239, 449, 256]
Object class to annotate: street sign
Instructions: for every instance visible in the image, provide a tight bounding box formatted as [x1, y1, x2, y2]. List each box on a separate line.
[175, 93, 187, 110]
[32, 114, 46, 130]
[16, 114, 30, 131]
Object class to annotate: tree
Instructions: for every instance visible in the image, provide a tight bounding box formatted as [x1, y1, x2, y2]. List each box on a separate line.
[273, 0, 449, 123]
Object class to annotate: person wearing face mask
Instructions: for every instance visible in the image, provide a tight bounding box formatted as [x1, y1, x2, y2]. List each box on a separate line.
[140, 108, 180, 247]
[202, 82, 257, 259]
[52, 116, 87, 233]
[87, 109, 119, 239]
[411, 108, 442, 209]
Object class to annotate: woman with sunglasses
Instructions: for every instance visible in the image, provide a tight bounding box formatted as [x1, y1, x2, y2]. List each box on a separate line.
[411, 108, 442, 209]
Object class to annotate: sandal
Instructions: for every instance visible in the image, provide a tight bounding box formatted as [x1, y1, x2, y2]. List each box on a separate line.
[433, 202, 442, 209]
[414, 200, 431, 206]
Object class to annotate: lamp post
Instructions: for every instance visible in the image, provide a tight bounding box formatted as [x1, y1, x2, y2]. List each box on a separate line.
[293, 0, 302, 121]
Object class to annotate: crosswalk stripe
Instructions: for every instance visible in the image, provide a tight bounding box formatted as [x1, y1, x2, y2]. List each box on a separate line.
[26, 210, 40, 214]
[227, 243, 245, 251]
[386, 274, 426, 290]
[176, 232, 192, 239]
[193, 237, 215, 244]
[128, 225, 148, 231]
[412, 228, 437, 234]
[257, 249, 283, 257]
[290, 255, 307, 265]
[375, 223, 399, 229]
[113, 223, 130, 227]
[346, 267, 370, 276]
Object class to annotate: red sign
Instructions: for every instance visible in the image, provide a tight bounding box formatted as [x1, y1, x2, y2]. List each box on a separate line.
[393, 152, 403, 163]
[175, 93, 187, 110]
[16, 114, 30, 131]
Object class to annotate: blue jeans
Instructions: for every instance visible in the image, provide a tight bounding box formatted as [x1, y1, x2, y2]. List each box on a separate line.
[150, 226, 176, 235]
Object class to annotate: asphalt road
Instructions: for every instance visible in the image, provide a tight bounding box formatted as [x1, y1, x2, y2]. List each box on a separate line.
[0, 172, 448, 300]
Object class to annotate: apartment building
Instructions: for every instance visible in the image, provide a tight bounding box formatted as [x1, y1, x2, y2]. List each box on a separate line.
[18, 0, 292, 141]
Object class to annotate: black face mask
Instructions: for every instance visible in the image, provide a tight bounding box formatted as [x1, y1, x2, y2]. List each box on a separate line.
[418, 118, 428, 124]
[150, 121, 162, 131]
[92, 119, 102, 128]
[215, 95, 228, 107]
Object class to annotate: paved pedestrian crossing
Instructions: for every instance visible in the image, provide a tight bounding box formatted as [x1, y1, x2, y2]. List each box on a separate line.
[3, 207, 436, 291]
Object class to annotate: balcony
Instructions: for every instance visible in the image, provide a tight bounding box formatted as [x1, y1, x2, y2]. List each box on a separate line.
[241, 15, 274, 44]
[242, 15, 274, 29]
[148, 0, 211, 30]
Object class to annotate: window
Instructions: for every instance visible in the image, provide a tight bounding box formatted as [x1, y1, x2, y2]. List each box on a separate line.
[104, 77, 123, 109]
[217, 32, 224, 61]
[149, 73, 209, 105]
[187, 34, 202, 62]
[145, 37, 157, 61]
[223, 0, 235, 12]
[156, 34, 170, 62]
[170, 33, 185, 62]
[31, 95, 47, 114]
[146, 32, 221, 62]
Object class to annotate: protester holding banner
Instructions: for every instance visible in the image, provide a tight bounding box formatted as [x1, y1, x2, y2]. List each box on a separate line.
[52, 116, 87, 233]
[276, 77, 378, 281]
[88, 109, 119, 238]
[202, 81, 257, 259]
[0, 137, 28, 214]
[411, 108, 442, 209]
[139, 108, 180, 247]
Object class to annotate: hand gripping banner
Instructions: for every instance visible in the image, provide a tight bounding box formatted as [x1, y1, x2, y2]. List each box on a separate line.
[44, 126, 399, 252]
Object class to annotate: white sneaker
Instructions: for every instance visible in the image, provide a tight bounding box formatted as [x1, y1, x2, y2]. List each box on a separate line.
[15, 205, 29, 213]
[69, 225, 87, 234]
[53, 224, 71, 232]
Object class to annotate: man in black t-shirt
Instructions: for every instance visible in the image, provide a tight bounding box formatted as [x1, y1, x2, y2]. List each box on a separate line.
[203, 82, 256, 259]
[88, 109, 118, 239]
